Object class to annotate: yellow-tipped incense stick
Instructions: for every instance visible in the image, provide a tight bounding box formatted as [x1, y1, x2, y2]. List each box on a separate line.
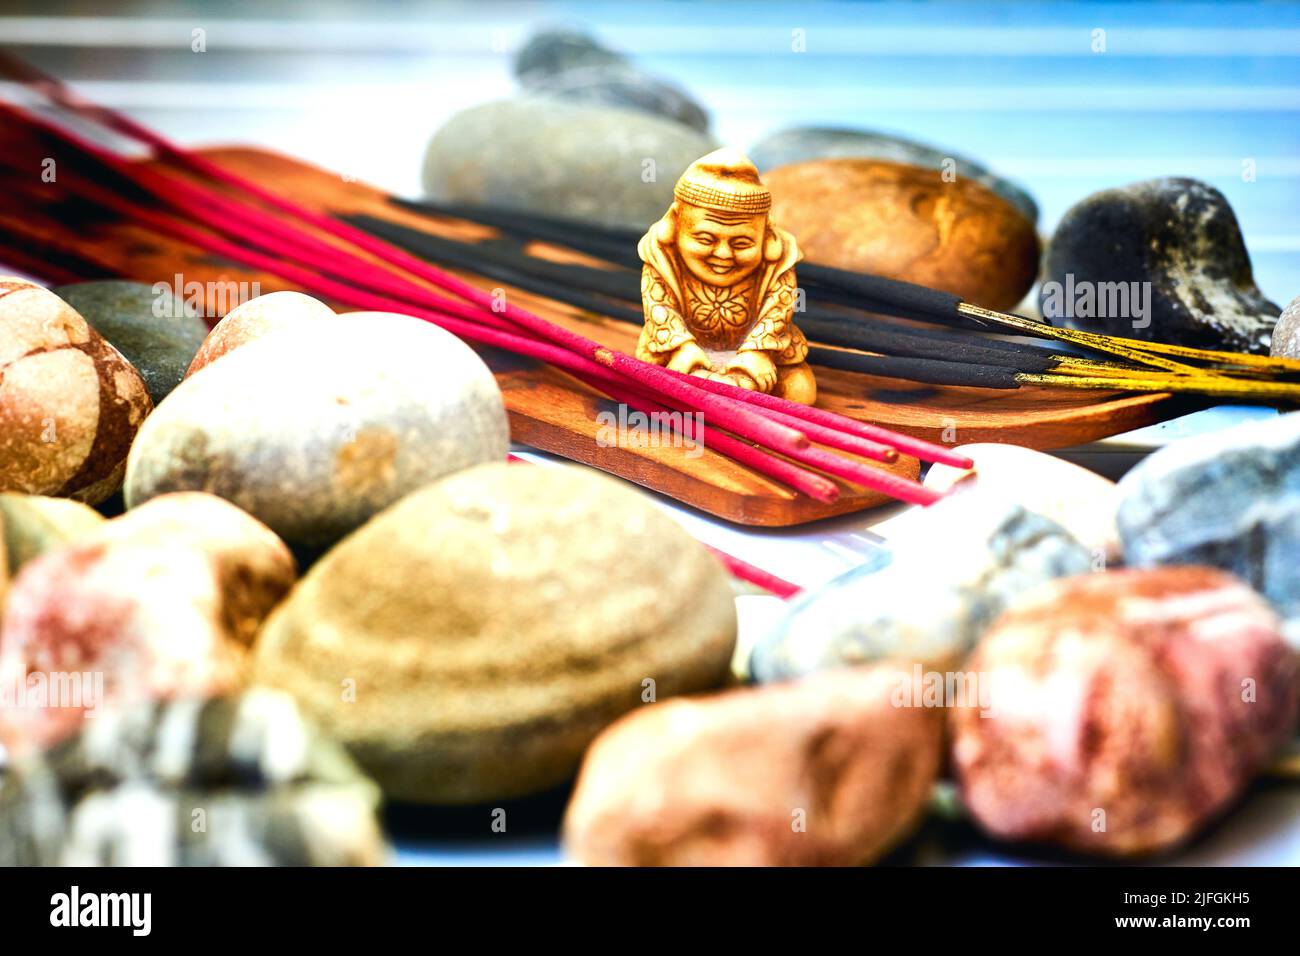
[956, 303, 1206, 374]
[956, 302, 1300, 402]
[1018, 371, 1300, 402]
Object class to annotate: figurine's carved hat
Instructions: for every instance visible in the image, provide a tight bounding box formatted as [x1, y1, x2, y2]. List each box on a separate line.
[673, 147, 771, 215]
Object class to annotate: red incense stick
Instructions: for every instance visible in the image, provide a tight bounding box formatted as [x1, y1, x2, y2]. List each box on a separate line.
[0, 147, 826, 466]
[6, 110, 813, 457]
[0, 63, 962, 505]
[571, 363, 938, 506]
[567, 367, 842, 503]
[752, 406, 899, 464]
[664, 369, 975, 469]
[0, 139, 860, 504]
[703, 547, 803, 599]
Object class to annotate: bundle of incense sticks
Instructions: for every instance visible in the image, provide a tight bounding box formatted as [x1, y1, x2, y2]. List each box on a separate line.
[367, 200, 1300, 403]
[0, 61, 966, 508]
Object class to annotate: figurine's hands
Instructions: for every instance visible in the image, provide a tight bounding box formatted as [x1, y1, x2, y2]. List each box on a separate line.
[695, 369, 746, 387]
[666, 341, 712, 376]
[726, 351, 778, 393]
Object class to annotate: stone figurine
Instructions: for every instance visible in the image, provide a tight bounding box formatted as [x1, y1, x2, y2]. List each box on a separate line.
[637, 148, 817, 404]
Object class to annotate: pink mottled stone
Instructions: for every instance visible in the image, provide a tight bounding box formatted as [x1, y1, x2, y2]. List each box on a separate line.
[951, 566, 1299, 857]
[185, 291, 333, 377]
[0, 493, 296, 754]
[563, 665, 943, 866]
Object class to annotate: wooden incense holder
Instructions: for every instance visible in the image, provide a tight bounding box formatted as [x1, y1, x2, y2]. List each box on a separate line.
[6, 147, 1205, 525]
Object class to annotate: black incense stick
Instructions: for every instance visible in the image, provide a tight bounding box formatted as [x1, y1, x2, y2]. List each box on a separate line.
[352, 212, 1063, 367]
[348, 211, 1059, 389]
[390, 200, 1300, 395]
[391, 198, 975, 326]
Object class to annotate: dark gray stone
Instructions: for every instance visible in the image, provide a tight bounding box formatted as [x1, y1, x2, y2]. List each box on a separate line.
[514, 29, 709, 133]
[0, 690, 386, 866]
[1270, 295, 1300, 359]
[54, 280, 208, 404]
[747, 126, 1038, 223]
[421, 96, 716, 230]
[525, 64, 710, 134]
[514, 29, 626, 82]
[1117, 411, 1300, 643]
[750, 497, 1094, 683]
[1041, 178, 1280, 354]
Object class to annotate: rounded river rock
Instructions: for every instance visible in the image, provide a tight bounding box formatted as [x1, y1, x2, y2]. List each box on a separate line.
[0, 689, 386, 866]
[186, 290, 335, 377]
[0, 492, 296, 754]
[765, 159, 1040, 311]
[125, 312, 509, 552]
[1042, 178, 1280, 354]
[421, 97, 716, 230]
[923, 443, 1121, 560]
[0, 493, 105, 609]
[1270, 295, 1300, 360]
[54, 280, 208, 404]
[1117, 409, 1300, 643]
[0, 277, 152, 505]
[750, 495, 1093, 682]
[253, 462, 738, 805]
[749, 126, 1037, 223]
[514, 29, 710, 133]
[952, 567, 1297, 856]
[564, 665, 943, 866]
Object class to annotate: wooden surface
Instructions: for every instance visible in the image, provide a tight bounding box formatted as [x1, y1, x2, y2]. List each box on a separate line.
[5, 146, 1203, 525]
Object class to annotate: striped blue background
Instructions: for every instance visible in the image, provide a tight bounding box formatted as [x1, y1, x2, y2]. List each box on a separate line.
[587, 1, 1300, 308]
[2, 0, 1296, 306]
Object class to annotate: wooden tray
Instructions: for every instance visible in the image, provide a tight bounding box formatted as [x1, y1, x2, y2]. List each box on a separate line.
[5, 147, 1203, 525]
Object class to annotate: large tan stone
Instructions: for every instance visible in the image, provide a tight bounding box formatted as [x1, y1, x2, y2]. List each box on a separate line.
[253, 462, 737, 804]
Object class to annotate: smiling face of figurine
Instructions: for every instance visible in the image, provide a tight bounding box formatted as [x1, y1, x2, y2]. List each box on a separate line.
[675, 204, 768, 287]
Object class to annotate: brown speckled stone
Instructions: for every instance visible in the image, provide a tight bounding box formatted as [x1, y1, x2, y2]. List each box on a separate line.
[765, 159, 1040, 311]
[748, 126, 1038, 222]
[127, 312, 509, 552]
[0, 278, 152, 505]
[0, 492, 296, 755]
[253, 462, 737, 804]
[185, 291, 334, 377]
[563, 665, 943, 866]
[951, 567, 1298, 857]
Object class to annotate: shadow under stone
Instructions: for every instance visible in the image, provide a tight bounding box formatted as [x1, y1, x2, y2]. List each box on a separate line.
[382, 780, 575, 843]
